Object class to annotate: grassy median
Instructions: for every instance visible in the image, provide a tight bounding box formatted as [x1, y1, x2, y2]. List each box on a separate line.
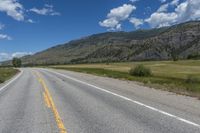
[50, 60, 200, 98]
[0, 68, 19, 83]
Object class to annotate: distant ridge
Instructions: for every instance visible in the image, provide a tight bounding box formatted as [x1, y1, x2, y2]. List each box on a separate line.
[2, 21, 200, 66]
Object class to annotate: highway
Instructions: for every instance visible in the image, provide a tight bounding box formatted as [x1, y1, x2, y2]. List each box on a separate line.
[0, 68, 200, 133]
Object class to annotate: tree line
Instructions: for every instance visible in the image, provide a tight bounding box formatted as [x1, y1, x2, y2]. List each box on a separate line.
[12, 58, 22, 68]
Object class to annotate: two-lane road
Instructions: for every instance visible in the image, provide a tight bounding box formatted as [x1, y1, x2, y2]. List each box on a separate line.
[0, 68, 200, 133]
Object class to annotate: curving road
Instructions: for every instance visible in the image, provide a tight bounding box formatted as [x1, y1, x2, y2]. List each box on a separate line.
[0, 68, 200, 133]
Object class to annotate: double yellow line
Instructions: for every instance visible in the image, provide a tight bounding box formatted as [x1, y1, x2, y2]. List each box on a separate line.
[35, 71, 67, 133]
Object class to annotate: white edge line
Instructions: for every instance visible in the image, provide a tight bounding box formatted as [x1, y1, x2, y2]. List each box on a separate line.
[43, 68, 200, 128]
[0, 69, 23, 92]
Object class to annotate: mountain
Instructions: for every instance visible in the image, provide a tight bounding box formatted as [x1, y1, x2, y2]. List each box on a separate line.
[3, 21, 200, 66]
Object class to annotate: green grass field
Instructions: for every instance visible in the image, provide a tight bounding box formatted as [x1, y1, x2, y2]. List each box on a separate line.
[0, 68, 19, 83]
[51, 60, 200, 98]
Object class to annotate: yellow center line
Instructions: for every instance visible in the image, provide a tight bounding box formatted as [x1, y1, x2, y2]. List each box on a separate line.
[34, 71, 67, 133]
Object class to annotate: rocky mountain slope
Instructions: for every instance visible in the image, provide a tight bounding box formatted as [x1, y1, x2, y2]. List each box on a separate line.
[3, 21, 200, 66]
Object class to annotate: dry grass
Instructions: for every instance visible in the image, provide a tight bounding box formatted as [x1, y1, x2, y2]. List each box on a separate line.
[53, 60, 200, 80]
[51, 60, 200, 98]
[0, 68, 19, 83]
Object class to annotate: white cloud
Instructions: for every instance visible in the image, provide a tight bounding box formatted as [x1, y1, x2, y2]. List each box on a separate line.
[175, 0, 200, 22]
[30, 4, 60, 16]
[27, 19, 35, 23]
[44, 4, 53, 8]
[99, 4, 136, 30]
[157, 0, 180, 13]
[0, 53, 10, 61]
[0, 52, 32, 61]
[12, 52, 32, 58]
[0, 23, 11, 40]
[107, 4, 136, 21]
[129, 0, 139, 3]
[129, 17, 144, 29]
[146, 0, 200, 28]
[100, 18, 122, 30]
[0, 0, 24, 21]
[157, 3, 169, 12]
[146, 12, 177, 27]
[0, 1, 59, 22]
[0, 34, 12, 40]
[171, 0, 180, 6]
[160, 0, 167, 3]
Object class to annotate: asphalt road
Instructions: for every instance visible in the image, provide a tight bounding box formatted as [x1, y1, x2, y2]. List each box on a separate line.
[0, 68, 200, 133]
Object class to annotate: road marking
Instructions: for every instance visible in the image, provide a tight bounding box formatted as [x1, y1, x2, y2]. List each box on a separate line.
[0, 70, 23, 93]
[35, 72, 67, 133]
[44, 69, 200, 128]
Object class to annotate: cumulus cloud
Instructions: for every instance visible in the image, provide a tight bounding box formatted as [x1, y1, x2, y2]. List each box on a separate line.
[146, 12, 177, 27]
[0, 23, 12, 40]
[160, 0, 167, 3]
[0, 34, 12, 40]
[129, 0, 139, 3]
[27, 19, 35, 23]
[100, 18, 122, 30]
[146, 0, 200, 28]
[99, 4, 136, 30]
[171, 0, 180, 6]
[30, 4, 60, 16]
[129, 17, 144, 29]
[11, 52, 32, 58]
[0, 52, 32, 61]
[159, 0, 167, 3]
[157, 0, 180, 13]
[0, 53, 10, 61]
[0, 0, 24, 21]
[107, 4, 135, 20]
[157, 3, 169, 12]
[0, 2, 60, 41]
[0, 1, 60, 22]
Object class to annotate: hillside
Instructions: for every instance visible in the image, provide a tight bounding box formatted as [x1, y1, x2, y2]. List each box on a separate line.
[3, 21, 200, 66]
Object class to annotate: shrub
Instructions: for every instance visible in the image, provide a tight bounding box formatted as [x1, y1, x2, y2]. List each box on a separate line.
[12, 58, 22, 68]
[185, 75, 199, 84]
[187, 53, 200, 59]
[129, 64, 152, 77]
[0, 78, 3, 83]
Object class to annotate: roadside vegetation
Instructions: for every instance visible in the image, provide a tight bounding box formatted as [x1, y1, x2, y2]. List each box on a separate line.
[50, 60, 200, 98]
[0, 68, 19, 83]
[12, 58, 22, 68]
[129, 64, 152, 77]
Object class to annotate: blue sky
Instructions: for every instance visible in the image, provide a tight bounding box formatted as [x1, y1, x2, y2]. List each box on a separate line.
[0, 0, 200, 61]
